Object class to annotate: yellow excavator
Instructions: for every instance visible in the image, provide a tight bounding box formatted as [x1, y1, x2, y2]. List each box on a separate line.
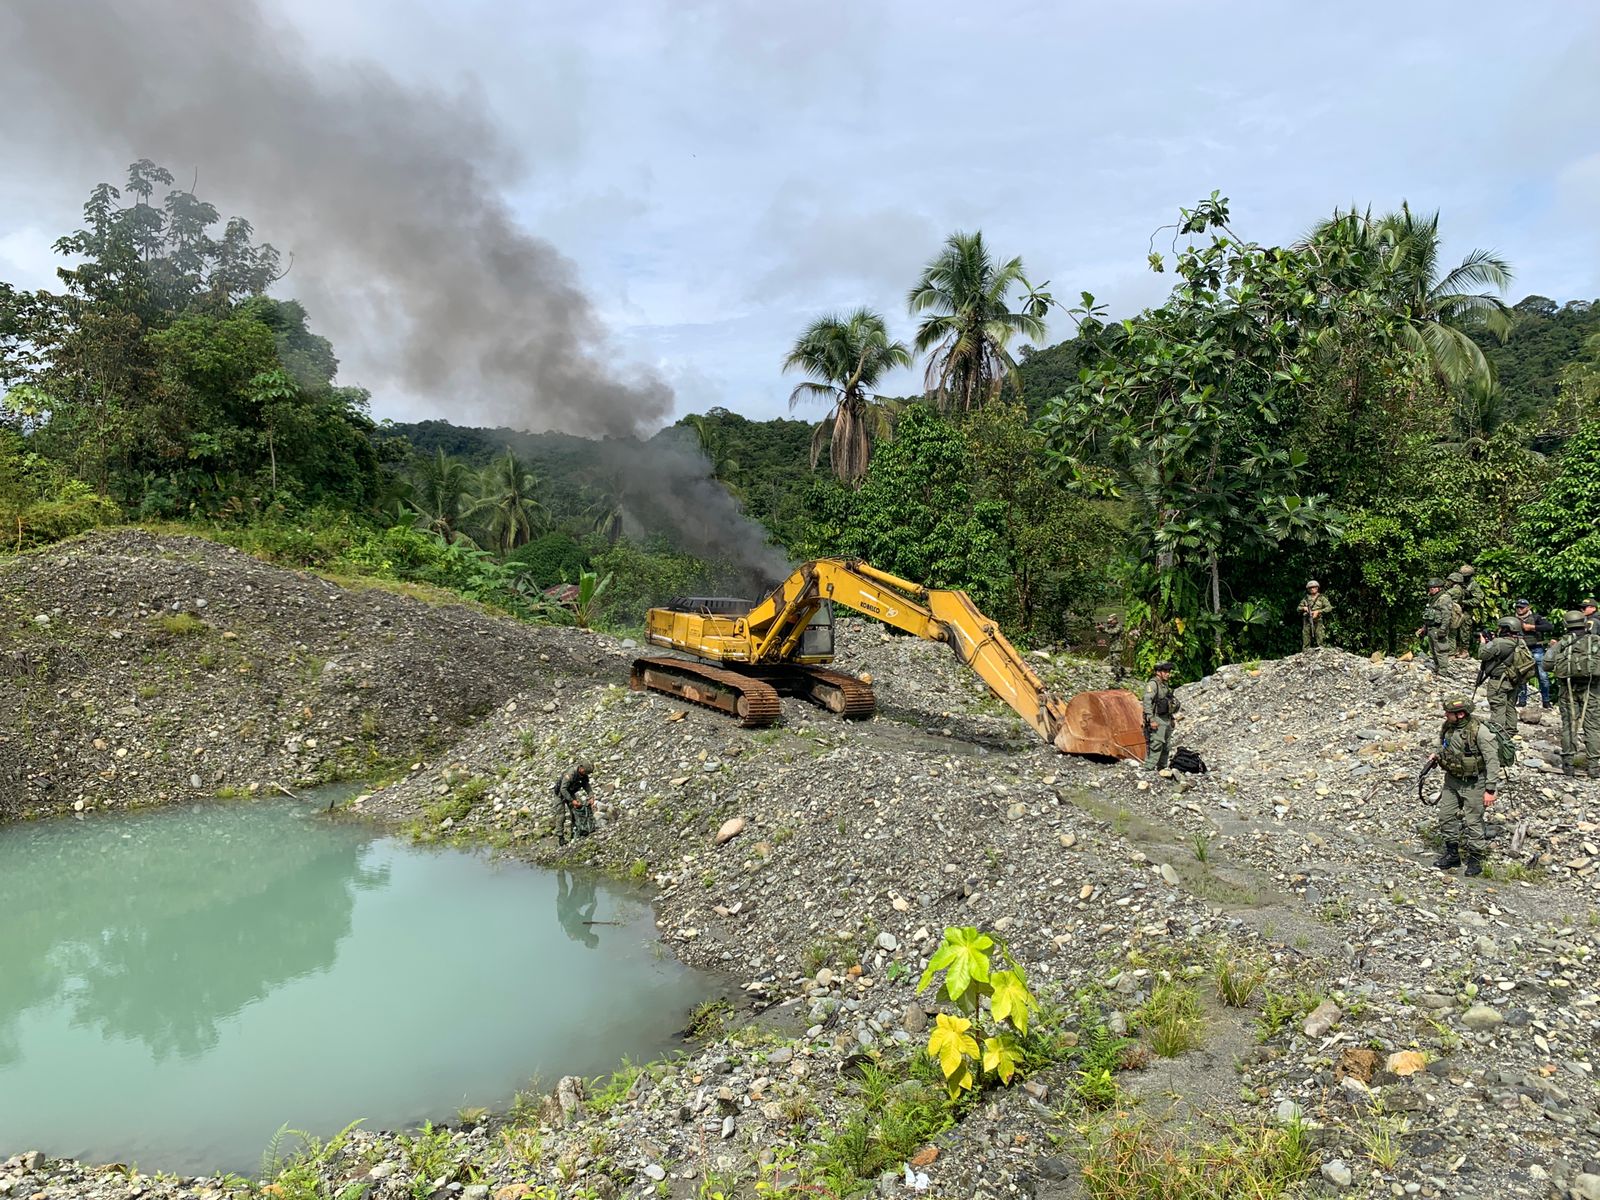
[629, 558, 1146, 759]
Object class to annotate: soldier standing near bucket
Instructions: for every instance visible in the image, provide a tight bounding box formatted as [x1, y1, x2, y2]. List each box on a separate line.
[1142, 661, 1180, 772]
[1416, 579, 1456, 675]
[1427, 697, 1498, 877]
[1548, 610, 1600, 779]
[1297, 580, 1331, 650]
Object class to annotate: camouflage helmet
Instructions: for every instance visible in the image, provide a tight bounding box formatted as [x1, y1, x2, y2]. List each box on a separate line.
[1459, 564, 1476, 577]
[1446, 571, 1465, 584]
[1154, 660, 1175, 673]
[1514, 598, 1531, 610]
[1305, 579, 1320, 589]
[1583, 597, 1598, 610]
[1566, 610, 1588, 630]
[1426, 577, 1446, 589]
[1441, 697, 1474, 715]
[1497, 616, 1520, 634]
[576, 758, 594, 774]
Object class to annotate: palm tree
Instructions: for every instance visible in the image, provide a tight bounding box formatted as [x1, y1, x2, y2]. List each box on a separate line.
[783, 307, 911, 487]
[1310, 204, 1512, 389]
[468, 449, 547, 555]
[906, 231, 1049, 412]
[409, 448, 475, 542]
[684, 414, 743, 495]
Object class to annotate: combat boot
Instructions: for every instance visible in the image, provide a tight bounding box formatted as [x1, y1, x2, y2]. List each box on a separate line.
[1433, 843, 1461, 870]
[1562, 757, 1575, 777]
[1464, 854, 1483, 878]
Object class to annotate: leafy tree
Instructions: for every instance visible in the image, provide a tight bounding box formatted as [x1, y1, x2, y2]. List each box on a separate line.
[1309, 203, 1512, 389]
[508, 530, 588, 587]
[408, 449, 476, 542]
[783, 308, 911, 487]
[907, 231, 1049, 412]
[1043, 196, 1382, 669]
[1515, 419, 1600, 606]
[468, 449, 547, 555]
[803, 405, 1013, 618]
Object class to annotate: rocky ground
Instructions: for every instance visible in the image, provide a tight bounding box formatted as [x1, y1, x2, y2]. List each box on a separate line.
[3, 536, 1599, 1200]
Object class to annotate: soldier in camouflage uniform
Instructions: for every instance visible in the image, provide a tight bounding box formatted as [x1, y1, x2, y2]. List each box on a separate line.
[1427, 697, 1499, 877]
[1549, 610, 1600, 779]
[1415, 578, 1457, 675]
[553, 759, 596, 844]
[1440, 571, 1467, 655]
[1100, 613, 1125, 682]
[1142, 661, 1180, 772]
[1297, 580, 1332, 650]
[1473, 616, 1523, 734]
[1582, 598, 1599, 636]
[1455, 565, 1483, 655]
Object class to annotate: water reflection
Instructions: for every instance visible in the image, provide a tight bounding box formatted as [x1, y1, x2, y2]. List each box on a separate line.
[0, 802, 388, 1062]
[554, 870, 600, 949]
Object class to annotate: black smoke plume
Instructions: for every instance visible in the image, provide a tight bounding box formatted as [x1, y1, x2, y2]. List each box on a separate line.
[2, 0, 671, 438]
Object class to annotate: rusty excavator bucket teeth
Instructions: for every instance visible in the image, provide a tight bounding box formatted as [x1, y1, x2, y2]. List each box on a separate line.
[1052, 689, 1148, 761]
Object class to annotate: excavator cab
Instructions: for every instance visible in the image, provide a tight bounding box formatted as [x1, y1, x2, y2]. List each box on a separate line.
[796, 601, 834, 658]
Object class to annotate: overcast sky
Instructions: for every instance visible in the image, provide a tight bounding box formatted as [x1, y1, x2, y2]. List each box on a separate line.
[2, 0, 1597, 432]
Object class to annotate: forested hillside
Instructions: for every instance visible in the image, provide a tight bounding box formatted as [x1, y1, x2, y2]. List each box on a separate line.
[4, 165, 1598, 671]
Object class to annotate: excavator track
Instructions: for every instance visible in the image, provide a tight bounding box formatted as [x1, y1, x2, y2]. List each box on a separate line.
[788, 665, 876, 718]
[630, 657, 782, 727]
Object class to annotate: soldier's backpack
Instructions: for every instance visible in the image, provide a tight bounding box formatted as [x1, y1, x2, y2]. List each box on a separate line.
[1549, 632, 1600, 680]
[1506, 640, 1537, 686]
[1171, 746, 1208, 774]
[1446, 600, 1465, 632]
[1476, 717, 1518, 769]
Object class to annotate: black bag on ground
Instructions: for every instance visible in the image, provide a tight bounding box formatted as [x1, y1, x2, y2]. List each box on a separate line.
[1171, 746, 1208, 774]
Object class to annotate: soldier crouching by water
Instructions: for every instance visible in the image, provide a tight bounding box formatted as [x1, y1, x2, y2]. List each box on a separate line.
[553, 759, 596, 844]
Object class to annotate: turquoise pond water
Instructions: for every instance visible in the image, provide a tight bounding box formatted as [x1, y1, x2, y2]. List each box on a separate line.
[0, 797, 713, 1175]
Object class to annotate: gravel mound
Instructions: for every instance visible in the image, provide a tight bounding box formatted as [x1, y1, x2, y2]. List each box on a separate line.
[6, 544, 1599, 1199]
[0, 530, 601, 818]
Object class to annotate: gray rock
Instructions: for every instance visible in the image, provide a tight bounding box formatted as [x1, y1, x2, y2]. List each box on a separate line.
[1158, 863, 1179, 886]
[463, 1187, 489, 1200]
[721, 1114, 736, 1139]
[368, 1162, 398, 1180]
[902, 1005, 927, 1034]
[1303, 999, 1341, 1038]
[1320, 1159, 1352, 1188]
[1275, 1100, 1303, 1124]
[875, 931, 899, 952]
[643, 1165, 666, 1182]
[1461, 1004, 1503, 1031]
[1570, 1174, 1600, 1200]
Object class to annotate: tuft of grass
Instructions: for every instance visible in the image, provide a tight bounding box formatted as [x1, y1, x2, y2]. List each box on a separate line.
[627, 858, 650, 883]
[1357, 1102, 1409, 1170]
[1256, 988, 1320, 1042]
[1134, 982, 1202, 1058]
[1213, 951, 1266, 1009]
[1077, 1115, 1314, 1199]
[155, 612, 207, 637]
[588, 1058, 642, 1115]
[686, 999, 733, 1040]
[1192, 831, 1212, 862]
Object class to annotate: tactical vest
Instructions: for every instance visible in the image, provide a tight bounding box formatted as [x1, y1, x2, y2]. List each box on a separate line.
[1423, 595, 1457, 630]
[1438, 719, 1486, 778]
[1549, 632, 1600, 680]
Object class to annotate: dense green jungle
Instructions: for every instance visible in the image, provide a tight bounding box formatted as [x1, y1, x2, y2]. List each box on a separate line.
[3, 163, 1598, 676]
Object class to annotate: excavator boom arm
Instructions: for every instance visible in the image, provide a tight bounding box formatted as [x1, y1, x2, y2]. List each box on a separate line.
[744, 559, 1063, 742]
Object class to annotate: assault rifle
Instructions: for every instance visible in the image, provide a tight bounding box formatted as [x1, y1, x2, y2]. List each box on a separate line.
[1417, 757, 1439, 806]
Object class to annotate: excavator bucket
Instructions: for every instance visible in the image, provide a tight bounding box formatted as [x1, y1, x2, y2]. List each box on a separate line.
[1052, 689, 1148, 760]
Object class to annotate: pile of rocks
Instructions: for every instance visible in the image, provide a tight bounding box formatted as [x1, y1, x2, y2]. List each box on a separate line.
[7, 537, 1600, 1198]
